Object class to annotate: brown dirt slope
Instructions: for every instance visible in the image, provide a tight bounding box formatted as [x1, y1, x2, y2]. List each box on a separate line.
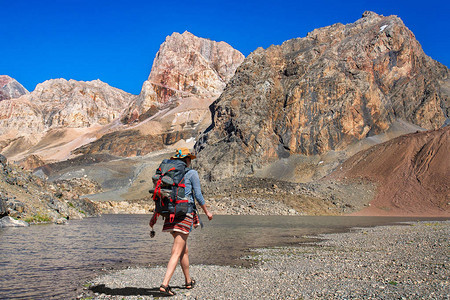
[330, 127, 449, 216]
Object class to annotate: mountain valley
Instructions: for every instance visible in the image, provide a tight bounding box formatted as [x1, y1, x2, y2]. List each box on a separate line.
[1, 12, 448, 221]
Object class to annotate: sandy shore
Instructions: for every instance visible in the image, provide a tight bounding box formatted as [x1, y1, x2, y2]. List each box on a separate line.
[81, 221, 449, 299]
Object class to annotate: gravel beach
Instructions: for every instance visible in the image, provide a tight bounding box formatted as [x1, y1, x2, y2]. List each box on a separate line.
[83, 221, 449, 299]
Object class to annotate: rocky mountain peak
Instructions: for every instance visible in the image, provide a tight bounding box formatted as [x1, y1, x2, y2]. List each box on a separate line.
[0, 78, 135, 136]
[124, 31, 245, 123]
[149, 30, 244, 99]
[0, 75, 29, 101]
[194, 12, 449, 181]
[362, 10, 382, 19]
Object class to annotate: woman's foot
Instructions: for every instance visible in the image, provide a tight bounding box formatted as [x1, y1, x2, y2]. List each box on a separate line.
[160, 284, 176, 296]
[184, 278, 196, 289]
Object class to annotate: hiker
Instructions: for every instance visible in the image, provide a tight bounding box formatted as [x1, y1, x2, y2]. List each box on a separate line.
[149, 148, 213, 296]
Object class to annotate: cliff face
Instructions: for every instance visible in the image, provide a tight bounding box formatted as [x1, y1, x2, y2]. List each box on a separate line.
[0, 75, 29, 101]
[0, 79, 135, 136]
[123, 31, 245, 123]
[195, 11, 449, 181]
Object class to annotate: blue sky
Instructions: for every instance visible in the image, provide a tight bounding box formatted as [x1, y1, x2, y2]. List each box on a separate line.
[1, 0, 448, 95]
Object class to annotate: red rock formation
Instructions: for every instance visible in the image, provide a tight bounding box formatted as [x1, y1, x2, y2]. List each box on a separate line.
[73, 129, 165, 157]
[16, 154, 46, 170]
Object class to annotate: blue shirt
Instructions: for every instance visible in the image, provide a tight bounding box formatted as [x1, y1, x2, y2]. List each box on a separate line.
[184, 169, 205, 206]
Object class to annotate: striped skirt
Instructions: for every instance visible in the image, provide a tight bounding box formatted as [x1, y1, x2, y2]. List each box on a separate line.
[162, 213, 200, 234]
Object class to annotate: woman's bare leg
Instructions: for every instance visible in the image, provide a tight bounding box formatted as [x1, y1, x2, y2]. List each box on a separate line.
[161, 232, 189, 288]
[179, 242, 192, 284]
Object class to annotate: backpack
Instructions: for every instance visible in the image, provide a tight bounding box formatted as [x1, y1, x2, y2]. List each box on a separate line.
[149, 159, 191, 222]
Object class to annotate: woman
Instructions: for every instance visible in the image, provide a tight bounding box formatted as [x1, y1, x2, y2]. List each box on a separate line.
[149, 148, 213, 296]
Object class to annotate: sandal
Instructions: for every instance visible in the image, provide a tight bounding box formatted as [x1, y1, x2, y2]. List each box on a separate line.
[160, 284, 176, 296]
[184, 279, 196, 289]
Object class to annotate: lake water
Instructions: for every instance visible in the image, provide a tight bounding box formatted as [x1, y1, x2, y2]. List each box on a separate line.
[0, 214, 446, 299]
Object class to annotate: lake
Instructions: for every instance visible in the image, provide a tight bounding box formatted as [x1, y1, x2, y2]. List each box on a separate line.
[0, 214, 446, 299]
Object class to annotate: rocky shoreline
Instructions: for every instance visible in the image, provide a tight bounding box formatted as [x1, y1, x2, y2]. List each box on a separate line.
[95, 176, 376, 216]
[202, 177, 375, 216]
[82, 220, 449, 299]
[0, 154, 101, 225]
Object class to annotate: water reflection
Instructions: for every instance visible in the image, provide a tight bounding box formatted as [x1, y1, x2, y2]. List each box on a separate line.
[0, 214, 446, 299]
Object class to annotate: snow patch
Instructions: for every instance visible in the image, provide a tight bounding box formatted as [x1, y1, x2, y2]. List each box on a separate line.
[379, 25, 388, 32]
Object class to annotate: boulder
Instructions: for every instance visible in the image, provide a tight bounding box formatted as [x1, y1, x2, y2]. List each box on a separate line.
[0, 154, 6, 166]
[55, 218, 68, 225]
[2, 198, 26, 218]
[0, 198, 7, 217]
[0, 216, 29, 227]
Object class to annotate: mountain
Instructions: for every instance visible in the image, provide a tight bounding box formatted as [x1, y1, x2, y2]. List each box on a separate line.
[194, 11, 449, 181]
[12, 32, 245, 204]
[77, 31, 245, 157]
[0, 32, 244, 168]
[329, 126, 449, 216]
[2, 16, 447, 217]
[123, 31, 245, 123]
[0, 79, 136, 161]
[0, 78, 134, 135]
[0, 75, 29, 101]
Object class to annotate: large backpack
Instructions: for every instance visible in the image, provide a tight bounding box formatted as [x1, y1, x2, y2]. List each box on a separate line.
[150, 159, 191, 222]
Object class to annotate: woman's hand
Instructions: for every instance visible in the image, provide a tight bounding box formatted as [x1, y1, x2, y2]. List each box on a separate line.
[200, 204, 213, 220]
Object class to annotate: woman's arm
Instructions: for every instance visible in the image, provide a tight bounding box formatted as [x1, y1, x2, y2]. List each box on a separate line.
[190, 170, 213, 220]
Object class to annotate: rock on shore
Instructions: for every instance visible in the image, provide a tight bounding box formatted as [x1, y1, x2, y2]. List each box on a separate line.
[0, 216, 29, 227]
[84, 221, 449, 299]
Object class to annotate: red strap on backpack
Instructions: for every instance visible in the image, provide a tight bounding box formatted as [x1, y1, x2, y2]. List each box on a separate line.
[153, 177, 163, 204]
